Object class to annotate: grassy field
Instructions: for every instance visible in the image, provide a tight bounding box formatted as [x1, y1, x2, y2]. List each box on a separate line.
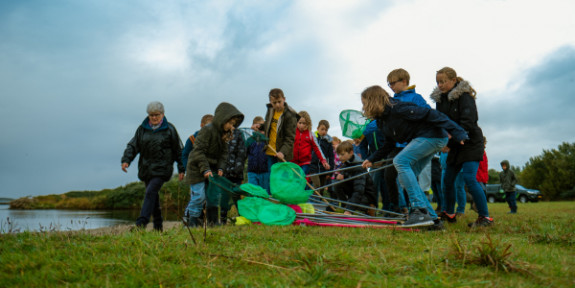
[1, 202, 573, 287]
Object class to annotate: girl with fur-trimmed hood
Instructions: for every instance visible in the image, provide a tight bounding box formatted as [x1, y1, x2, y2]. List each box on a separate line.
[430, 67, 492, 228]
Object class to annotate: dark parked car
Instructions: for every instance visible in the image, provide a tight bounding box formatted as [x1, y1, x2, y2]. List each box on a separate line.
[485, 184, 542, 203]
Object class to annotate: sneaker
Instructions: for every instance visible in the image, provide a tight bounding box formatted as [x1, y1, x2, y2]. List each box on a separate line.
[439, 211, 457, 223]
[426, 219, 445, 231]
[456, 212, 465, 218]
[507, 211, 517, 214]
[402, 208, 434, 228]
[468, 216, 494, 228]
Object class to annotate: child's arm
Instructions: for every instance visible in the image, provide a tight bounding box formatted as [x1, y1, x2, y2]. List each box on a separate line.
[189, 127, 213, 177]
[310, 132, 329, 169]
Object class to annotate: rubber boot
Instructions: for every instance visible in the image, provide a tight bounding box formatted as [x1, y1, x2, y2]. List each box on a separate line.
[207, 207, 220, 227]
[187, 215, 201, 227]
[220, 210, 228, 225]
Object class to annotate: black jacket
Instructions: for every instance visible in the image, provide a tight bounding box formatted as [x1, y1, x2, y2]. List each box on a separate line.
[430, 81, 484, 165]
[367, 99, 468, 163]
[122, 117, 184, 182]
[309, 133, 335, 174]
[224, 129, 247, 180]
[335, 154, 377, 209]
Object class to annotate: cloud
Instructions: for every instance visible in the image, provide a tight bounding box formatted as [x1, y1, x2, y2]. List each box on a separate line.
[479, 45, 575, 169]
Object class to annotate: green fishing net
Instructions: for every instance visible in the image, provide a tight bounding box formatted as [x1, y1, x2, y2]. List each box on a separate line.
[237, 197, 269, 222]
[258, 203, 296, 225]
[207, 176, 236, 209]
[236, 197, 296, 225]
[270, 162, 312, 204]
[239, 128, 269, 147]
[339, 110, 369, 139]
[239, 183, 269, 198]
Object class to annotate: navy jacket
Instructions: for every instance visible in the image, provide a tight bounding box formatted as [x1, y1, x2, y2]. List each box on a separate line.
[367, 99, 468, 163]
[359, 120, 385, 159]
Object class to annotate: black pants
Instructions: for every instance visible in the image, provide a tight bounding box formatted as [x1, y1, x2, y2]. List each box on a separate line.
[136, 177, 165, 229]
[505, 191, 517, 213]
[384, 147, 409, 210]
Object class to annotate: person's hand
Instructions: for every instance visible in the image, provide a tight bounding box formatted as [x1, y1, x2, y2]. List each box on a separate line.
[460, 140, 465, 145]
[217, 170, 224, 177]
[441, 146, 450, 153]
[322, 162, 330, 170]
[178, 173, 184, 181]
[204, 171, 213, 178]
[121, 163, 129, 173]
[344, 211, 352, 216]
[276, 152, 285, 161]
[362, 160, 372, 169]
[336, 174, 344, 181]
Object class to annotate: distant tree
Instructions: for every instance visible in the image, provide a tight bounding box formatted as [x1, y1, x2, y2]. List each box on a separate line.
[487, 169, 500, 184]
[521, 142, 575, 200]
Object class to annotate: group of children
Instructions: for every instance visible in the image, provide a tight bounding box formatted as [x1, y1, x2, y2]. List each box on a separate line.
[126, 67, 499, 230]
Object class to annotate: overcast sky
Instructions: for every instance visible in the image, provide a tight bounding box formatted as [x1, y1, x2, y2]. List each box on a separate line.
[1, 0, 574, 199]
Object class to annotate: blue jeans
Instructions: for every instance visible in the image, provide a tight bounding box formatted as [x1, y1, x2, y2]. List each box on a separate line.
[444, 161, 489, 217]
[185, 181, 206, 218]
[455, 171, 466, 214]
[394, 137, 448, 219]
[248, 172, 270, 195]
[136, 177, 165, 229]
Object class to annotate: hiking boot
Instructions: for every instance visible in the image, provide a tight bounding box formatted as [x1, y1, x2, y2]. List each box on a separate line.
[426, 219, 445, 231]
[439, 211, 457, 223]
[402, 208, 434, 228]
[367, 204, 377, 217]
[468, 216, 494, 228]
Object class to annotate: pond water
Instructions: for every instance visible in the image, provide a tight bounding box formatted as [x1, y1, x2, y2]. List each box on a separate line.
[0, 205, 144, 233]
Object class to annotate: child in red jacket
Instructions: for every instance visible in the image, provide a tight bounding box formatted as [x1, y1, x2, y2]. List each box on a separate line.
[291, 111, 330, 175]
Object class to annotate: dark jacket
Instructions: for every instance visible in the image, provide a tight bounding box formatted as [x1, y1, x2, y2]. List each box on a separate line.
[263, 102, 299, 161]
[366, 99, 469, 163]
[359, 120, 385, 159]
[309, 133, 335, 174]
[122, 117, 184, 182]
[335, 154, 377, 209]
[185, 102, 244, 184]
[499, 160, 517, 192]
[247, 137, 269, 174]
[181, 130, 199, 170]
[430, 81, 484, 165]
[224, 129, 247, 180]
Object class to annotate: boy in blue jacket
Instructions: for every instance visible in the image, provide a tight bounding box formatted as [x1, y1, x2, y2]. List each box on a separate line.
[384, 68, 431, 214]
[182, 114, 213, 170]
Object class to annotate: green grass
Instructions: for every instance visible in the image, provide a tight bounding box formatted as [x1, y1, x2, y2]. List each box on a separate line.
[1, 202, 574, 287]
